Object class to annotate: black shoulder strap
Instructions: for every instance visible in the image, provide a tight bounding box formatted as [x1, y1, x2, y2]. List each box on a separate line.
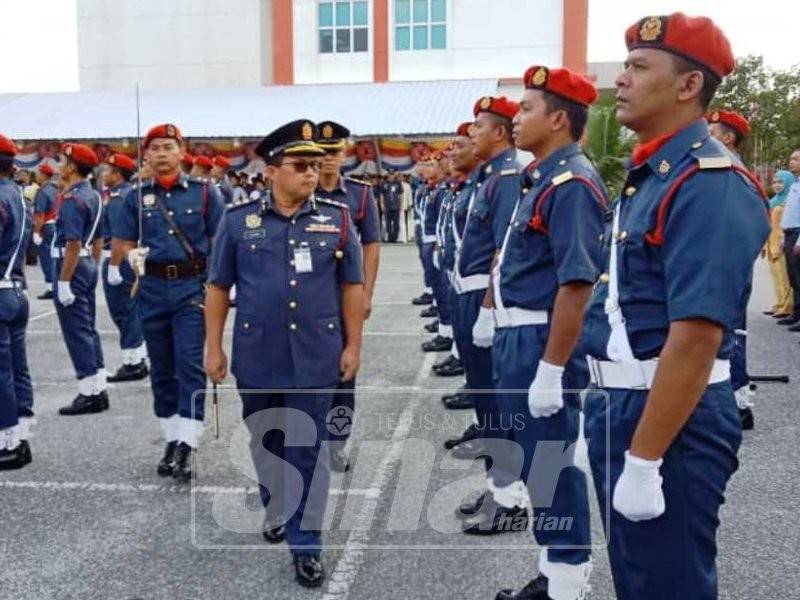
[154, 196, 197, 260]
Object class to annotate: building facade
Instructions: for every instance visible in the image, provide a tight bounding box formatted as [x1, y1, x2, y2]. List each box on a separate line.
[77, 0, 588, 90]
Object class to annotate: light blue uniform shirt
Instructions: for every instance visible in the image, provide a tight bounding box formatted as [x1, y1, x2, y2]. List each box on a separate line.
[779, 178, 800, 229]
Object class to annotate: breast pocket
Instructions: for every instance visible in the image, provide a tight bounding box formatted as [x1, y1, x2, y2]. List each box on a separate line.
[141, 208, 164, 239]
[175, 205, 204, 237]
[618, 228, 664, 301]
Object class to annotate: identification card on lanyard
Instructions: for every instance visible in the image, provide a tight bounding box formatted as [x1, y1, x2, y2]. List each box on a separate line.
[294, 247, 313, 273]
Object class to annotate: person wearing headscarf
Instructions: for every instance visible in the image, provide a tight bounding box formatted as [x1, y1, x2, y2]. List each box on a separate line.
[764, 170, 795, 317]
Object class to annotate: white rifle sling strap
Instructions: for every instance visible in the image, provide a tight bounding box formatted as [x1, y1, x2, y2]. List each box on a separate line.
[605, 201, 636, 361]
[3, 191, 27, 280]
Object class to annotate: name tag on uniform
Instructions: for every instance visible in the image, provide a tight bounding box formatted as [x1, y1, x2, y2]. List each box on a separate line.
[294, 247, 313, 273]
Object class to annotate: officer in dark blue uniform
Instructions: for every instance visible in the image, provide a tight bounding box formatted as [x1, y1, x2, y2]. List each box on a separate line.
[54, 143, 108, 416]
[32, 163, 58, 300]
[421, 152, 454, 351]
[0, 134, 35, 470]
[102, 153, 148, 382]
[707, 109, 757, 430]
[411, 156, 434, 306]
[438, 123, 480, 393]
[113, 123, 224, 481]
[314, 120, 380, 472]
[383, 172, 403, 242]
[450, 97, 529, 534]
[581, 15, 770, 600]
[492, 67, 606, 600]
[204, 119, 364, 589]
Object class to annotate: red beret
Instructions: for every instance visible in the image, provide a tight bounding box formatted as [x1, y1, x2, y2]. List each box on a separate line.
[212, 155, 231, 169]
[625, 13, 735, 79]
[473, 96, 520, 121]
[707, 109, 750, 137]
[0, 134, 18, 156]
[107, 153, 136, 172]
[193, 155, 213, 170]
[38, 163, 55, 177]
[523, 66, 598, 107]
[143, 123, 183, 149]
[456, 122, 473, 137]
[181, 152, 194, 167]
[62, 143, 99, 168]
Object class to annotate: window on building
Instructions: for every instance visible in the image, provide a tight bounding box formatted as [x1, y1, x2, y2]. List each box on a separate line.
[395, 0, 446, 50]
[319, 1, 369, 53]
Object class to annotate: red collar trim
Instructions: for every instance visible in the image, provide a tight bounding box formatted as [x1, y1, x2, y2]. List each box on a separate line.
[631, 131, 678, 167]
[156, 173, 180, 189]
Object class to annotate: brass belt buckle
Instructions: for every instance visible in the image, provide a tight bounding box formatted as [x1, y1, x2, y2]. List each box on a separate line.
[166, 264, 178, 279]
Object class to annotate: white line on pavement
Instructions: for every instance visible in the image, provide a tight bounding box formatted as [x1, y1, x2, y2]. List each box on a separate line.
[28, 309, 57, 322]
[321, 351, 436, 600]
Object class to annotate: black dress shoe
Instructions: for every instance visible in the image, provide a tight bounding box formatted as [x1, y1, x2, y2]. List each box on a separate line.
[172, 442, 194, 481]
[773, 313, 791, 319]
[435, 360, 464, 377]
[0, 444, 29, 470]
[443, 394, 475, 410]
[422, 335, 452, 352]
[424, 320, 439, 333]
[17, 440, 32, 466]
[788, 323, 800, 332]
[330, 447, 350, 473]
[739, 406, 754, 430]
[107, 360, 149, 382]
[433, 354, 459, 372]
[452, 439, 486, 460]
[419, 305, 438, 318]
[36, 289, 54, 300]
[462, 497, 529, 536]
[496, 574, 550, 599]
[777, 316, 800, 325]
[262, 521, 287, 544]
[444, 424, 477, 450]
[441, 388, 467, 403]
[98, 390, 110, 410]
[762, 310, 775, 316]
[156, 441, 178, 477]
[412, 292, 434, 306]
[59, 394, 108, 416]
[455, 490, 489, 519]
[293, 554, 325, 588]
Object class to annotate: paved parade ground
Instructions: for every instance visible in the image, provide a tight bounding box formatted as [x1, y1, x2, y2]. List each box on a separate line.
[1, 243, 798, 600]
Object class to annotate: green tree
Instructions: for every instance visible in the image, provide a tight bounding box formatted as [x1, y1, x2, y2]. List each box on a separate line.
[585, 94, 634, 198]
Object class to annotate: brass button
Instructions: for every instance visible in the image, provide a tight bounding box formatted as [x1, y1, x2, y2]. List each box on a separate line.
[598, 234, 603, 241]
[168, 210, 174, 216]
[558, 159, 567, 166]
[533, 170, 541, 179]
[289, 279, 297, 287]
[289, 239, 296, 246]
[166, 193, 171, 198]
[692, 141, 702, 149]
[619, 231, 628, 241]
[289, 323, 297, 331]
[291, 219, 296, 225]
[250, 244, 256, 250]
[327, 323, 335, 330]
[243, 322, 250, 329]
[168, 229, 174, 235]
[625, 186, 636, 197]
[320, 241, 327, 247]
[335, 250, 344, 259]
[522, 188, 529, 194]
[289, 260, 295, 266]
[289, 301, 297, 309]
[599, 273, 610, 283]
[187, 208, 193, 214]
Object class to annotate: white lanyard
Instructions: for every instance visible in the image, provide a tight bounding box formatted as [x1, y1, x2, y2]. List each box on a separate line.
[492, 197, 522, 312]
[605, 202, 636, 361]
[3, 191, 27, 280]
[84, 190, 103, 251]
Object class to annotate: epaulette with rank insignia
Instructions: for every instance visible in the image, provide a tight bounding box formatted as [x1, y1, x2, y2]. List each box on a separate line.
[316, 196, 350, 210]
[345, 176, 371, 187]
[227, 197, 258, 212]
[551, 171, 574, 186]
[500, 168, 519, 176]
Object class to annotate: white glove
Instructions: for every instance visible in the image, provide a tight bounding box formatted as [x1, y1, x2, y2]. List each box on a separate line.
[126, 247, 149, 276]
[471, 307, 495, 348]
[612, 451, 666, 522]
[433, 249, 441, 270]
[528, 360, 565, 418]
[107, 264, 123, 286]
[57, 280, 75, 306]
[32, 232, 43, 246]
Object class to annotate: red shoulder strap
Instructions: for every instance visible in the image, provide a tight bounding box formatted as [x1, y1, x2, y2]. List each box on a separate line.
[201, 183, 208, 217]
[338, 207, 349, 250]
[644, 164, 768, 246]
[528, 176, 609, 235]
[357, 185, 367, 221]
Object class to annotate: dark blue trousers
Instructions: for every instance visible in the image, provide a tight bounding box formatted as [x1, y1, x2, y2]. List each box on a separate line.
[493, 324, 592, 565]
[421, 243, 450, 325]
[0, 286, 32, 429]
[36, 223, 54, 285]
[139, 276, 205, 421]
[241, 387, 333, 556]
[101, 258, 144, 351]
[584, 384, 742, 600]
[53, 257, 104, 380]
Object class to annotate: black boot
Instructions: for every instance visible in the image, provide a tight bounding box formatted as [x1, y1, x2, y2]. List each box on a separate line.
[107, 360, 149, 382]
[293, 554, 325, 588]
[17, 440, 32, 466]
[0, 444, 28, 471]
[461, 496, 529, 536]
[444, 424, 477, 450]
[433, 356, 464, 377]
[422, 335, 452, 352]
[419, 305, 438, 318]
[496, 575, 550, 599]
[424, 320, 439, 333]
[739, 406, 755, 430]
[443, 394, 475, 410]
[455, 490, 489, 519]
[59, 394, 108, 416]
[412, 292, 434, 306]
[36, 289, 54, 300]
[172, 442, 194, 482]
[156, 441, 178, 477]
[452, 438, 486, 460]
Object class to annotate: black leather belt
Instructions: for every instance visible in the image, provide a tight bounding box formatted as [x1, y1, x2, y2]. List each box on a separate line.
[145, 257, 206, 280]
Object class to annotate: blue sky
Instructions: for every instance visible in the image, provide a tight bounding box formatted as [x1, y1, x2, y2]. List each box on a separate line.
[1, 0, 794, 93]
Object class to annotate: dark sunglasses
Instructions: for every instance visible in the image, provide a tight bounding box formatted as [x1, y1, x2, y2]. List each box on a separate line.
[281, 159, 322, 173]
